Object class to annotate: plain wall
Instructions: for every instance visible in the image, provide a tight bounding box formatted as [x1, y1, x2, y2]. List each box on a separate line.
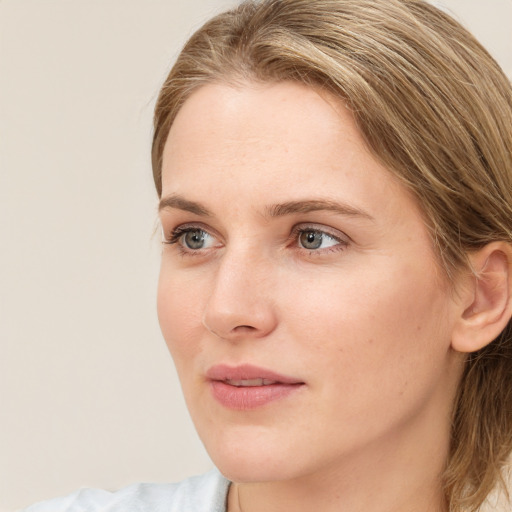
[0, 1, 510, 510]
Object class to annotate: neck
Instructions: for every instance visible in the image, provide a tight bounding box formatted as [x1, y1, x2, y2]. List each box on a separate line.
[227, 403, 451, 512]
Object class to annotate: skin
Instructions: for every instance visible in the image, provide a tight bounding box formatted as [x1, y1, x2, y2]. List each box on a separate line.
[157, 81, 468, 512]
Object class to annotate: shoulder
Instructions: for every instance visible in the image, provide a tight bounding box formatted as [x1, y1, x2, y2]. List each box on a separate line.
[21, 470, 230, 512]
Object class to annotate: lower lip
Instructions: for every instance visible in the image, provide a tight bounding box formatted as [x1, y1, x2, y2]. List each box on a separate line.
[210, 381, 303, 410]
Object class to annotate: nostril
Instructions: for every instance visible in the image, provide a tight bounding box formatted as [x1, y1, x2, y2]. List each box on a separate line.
[233, 325, 257, 332]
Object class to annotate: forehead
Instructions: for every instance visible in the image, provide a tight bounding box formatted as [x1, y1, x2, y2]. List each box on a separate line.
[163, 81, 352, 166]
[167, 83, 368, 178]
[161, 81, 419, 221]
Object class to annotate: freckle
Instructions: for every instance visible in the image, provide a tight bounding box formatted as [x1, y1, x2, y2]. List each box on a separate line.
[367, 338, 374, 344]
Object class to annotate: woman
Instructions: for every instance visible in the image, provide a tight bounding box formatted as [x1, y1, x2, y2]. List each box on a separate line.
[25, 0, 512, 511]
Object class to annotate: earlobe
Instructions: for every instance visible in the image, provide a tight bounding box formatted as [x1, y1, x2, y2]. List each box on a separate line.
[451, 242, 512, 353]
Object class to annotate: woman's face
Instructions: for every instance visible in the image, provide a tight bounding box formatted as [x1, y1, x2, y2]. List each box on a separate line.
[158, 81, 464, 483]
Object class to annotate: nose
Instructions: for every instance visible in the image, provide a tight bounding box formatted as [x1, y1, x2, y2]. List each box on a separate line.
[202, 248, 278, 341]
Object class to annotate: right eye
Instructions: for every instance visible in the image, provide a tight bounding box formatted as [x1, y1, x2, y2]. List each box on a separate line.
[165, 226, 218, 251]
[182, 229, 209, 249]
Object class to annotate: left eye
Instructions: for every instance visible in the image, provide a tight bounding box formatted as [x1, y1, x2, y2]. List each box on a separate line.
[298, 230, 340, 250]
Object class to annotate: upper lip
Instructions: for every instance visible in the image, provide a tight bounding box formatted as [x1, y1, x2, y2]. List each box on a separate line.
[206, 364, 304, 385]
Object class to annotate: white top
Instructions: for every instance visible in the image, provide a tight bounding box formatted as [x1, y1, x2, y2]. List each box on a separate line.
[21, 470, 230, 512]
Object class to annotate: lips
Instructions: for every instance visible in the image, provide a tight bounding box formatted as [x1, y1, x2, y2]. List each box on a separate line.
[206, 364, 305, 410]
[225, 378, 280, 387]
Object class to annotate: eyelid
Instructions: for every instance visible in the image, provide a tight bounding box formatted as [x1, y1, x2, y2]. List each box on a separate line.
[289, 223, 351, 256]
[162, 222, 222, 249]
[291, 223, 350, 243]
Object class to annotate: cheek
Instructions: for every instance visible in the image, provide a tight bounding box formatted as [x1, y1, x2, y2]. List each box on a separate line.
[283, 261, 452, 386]
[157, 266, 206, 364]
[277, 265, 456, 448]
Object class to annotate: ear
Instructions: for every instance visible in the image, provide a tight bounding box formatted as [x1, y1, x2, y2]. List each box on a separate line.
[451, 242, 512, 353]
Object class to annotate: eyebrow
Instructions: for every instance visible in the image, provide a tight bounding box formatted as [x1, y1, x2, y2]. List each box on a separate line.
[159, 194, 373, 220]
[158, 195, 212, 216]
[265, 199, 373, 220]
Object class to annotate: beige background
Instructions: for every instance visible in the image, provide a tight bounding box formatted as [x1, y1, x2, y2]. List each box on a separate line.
[0, 1, 510, 510]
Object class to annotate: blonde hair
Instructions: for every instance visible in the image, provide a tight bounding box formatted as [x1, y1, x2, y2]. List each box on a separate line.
[152, 1, 512, 510]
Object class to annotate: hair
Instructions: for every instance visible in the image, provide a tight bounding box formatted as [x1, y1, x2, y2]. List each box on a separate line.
[151, 1, 512, 510]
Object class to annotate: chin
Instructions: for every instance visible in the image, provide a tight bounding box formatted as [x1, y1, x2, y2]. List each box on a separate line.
[214, 453, 298, 484]
[199, 424, 304, 483]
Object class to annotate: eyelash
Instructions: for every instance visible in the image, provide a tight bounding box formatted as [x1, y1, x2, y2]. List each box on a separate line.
[290, 225, 348, 255]
[164, 225, 201, 246]
[163, 224, 349, 255]
[163, 225, 214, 256]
